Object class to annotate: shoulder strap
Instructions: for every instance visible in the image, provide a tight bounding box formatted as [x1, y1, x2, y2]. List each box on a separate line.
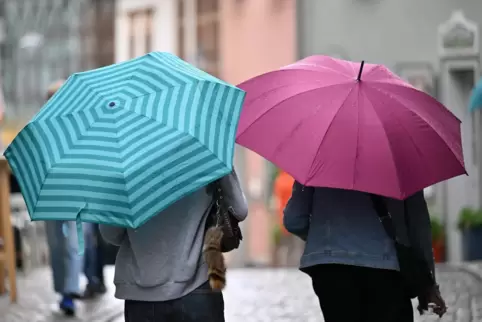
[370, 194, 398, 242]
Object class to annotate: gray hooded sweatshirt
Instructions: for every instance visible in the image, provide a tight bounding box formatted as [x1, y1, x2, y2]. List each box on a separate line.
[99, 170, 248, 302]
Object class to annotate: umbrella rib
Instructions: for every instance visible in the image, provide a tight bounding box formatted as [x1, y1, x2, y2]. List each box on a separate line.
[353, 86, 362, 189]
[286, 63, 354, 78]
[237, 83, 349, 138]
[362, 64, 385, 79]
[30, 115, 106, 216]
[118, 105, 227, 178]
[305, 86, 357, 184]
[367, 83, 464, 168]
[243, 81, 337, 106]
[362, 87, 425, 197]
[369, 81, 460, 121]
[270, 101, 326, 169]
[36, 115, 128, 216]
[31, 167, 55, 217]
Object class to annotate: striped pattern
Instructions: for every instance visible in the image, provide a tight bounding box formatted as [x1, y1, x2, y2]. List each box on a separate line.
[4, 52, 245, 228]
[470, 77, 482, 111]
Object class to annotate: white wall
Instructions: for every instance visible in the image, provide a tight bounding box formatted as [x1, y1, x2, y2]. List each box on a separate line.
[297, 0, 482, 69]
[115, 0, 179, 63]
[438, 60, 480, 262]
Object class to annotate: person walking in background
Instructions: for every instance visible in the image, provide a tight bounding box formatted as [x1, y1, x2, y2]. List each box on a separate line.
[82, 223, 107, 297]
[100, 171, 248, 322]
[284, 183, 445, 322]
[273, 169, 303, 266]
[94, 224, 107, 291]
[45, 221, 83, 316]
[44, 80, 83, 316]
[274, 170, 293, 236]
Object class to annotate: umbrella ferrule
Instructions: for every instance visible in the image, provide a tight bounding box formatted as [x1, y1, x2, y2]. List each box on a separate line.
[357, 61, 365, 81]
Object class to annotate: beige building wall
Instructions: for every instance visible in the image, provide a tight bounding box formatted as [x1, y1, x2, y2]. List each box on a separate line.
[220, 0, 297, 265]
[115, 0, 297, 266]
[115, 0, 178, 62]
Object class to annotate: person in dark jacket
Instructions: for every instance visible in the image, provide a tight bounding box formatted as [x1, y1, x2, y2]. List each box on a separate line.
[82, 223, 107, 297]
[284, 183, 444, 322]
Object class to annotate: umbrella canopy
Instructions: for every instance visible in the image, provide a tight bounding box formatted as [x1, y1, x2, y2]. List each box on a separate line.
[469, 77, 482, 111]
[5, 52, 245, 228]
[236, 55, 465, 200]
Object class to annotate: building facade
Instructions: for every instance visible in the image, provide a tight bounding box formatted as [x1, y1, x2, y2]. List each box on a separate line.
[220, 0, 297, 266]
[115, 0, 297, 266]
[297, 0, 482, 262]
[0, 0, 116, 145]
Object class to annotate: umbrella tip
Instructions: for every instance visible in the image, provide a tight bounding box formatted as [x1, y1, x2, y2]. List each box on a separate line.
[357, 61, 365, 81]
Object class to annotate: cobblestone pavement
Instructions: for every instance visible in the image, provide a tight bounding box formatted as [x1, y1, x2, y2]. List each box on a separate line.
[1, 264, 482, 322]
[223, 266, 482, 322]
[0, 268, 123, 322]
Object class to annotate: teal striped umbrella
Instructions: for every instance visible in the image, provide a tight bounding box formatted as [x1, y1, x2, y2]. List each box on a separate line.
[469, 77, 482, 111]
[4, 52, 245, 243]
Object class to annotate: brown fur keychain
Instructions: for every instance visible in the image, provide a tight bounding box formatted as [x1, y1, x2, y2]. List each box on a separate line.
[203, 226, 226, 290]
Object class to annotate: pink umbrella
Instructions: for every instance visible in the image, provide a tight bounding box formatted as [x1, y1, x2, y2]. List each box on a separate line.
[236, 56, 466, 200]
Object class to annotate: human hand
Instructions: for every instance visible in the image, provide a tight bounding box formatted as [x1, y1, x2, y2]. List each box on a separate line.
[417, 284, 447, 318]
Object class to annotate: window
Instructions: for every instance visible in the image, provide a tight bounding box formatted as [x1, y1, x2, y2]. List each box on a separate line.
[196, 0, 219, 76]
[177, 0, 186, 59]
[127, 8, 154, 59]
[1, 0, 115, 121]
[177, 0, 219, 76]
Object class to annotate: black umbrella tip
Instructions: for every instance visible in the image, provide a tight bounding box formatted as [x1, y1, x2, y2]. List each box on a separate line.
[357, 61, 365, 81]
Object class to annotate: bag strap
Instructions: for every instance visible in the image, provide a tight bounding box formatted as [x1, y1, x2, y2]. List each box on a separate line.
[370, 194, 399, 242]
[209, 180, 224, 226]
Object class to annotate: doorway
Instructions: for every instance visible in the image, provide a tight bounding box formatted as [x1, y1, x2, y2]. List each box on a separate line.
[440, 66, 477, 262]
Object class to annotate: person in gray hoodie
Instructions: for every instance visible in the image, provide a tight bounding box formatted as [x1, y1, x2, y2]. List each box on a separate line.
[100, 170, 248, 322]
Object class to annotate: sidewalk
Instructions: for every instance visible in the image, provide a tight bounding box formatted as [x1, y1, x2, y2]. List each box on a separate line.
[0, 268, 123, 322]
[1, 263, 482, 321]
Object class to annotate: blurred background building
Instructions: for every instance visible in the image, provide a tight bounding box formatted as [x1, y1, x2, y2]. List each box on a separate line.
[0, 0, 116, 271]
[115, 0, 296, 266]
[0, 0, 296, 268]
[0, 0, 115, 143]
[0, 0, 481, 267]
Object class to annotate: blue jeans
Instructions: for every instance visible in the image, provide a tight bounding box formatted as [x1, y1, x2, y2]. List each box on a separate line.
[124, 282, 225, 322]
[83, 223, 99, 285]
[45, 221, 83, 295]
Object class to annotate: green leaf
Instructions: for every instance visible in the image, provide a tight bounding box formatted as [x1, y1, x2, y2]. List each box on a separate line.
[430, 216, 444, 241]
[458, 207, 482, 230]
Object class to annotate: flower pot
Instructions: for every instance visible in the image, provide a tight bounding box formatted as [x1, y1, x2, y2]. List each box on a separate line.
[462, 227, 482, 261]
[432, 240, 445, 263]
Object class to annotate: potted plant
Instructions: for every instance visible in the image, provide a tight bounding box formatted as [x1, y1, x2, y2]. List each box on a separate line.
[458, 207, 482, 261]
[430, 216, 445, 263]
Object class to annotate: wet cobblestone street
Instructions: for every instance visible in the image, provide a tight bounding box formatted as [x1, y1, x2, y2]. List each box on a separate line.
[1, 265, 482, 322]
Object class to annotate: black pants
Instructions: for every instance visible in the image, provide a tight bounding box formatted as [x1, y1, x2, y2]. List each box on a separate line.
[84, 224, 105, 285]
[94, 225, 105, 284]
[306, 264, 413, 322]
[124, 282, 224, 322]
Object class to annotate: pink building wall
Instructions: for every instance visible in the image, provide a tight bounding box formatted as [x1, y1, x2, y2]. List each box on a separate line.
[220, 0, 296, 265]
